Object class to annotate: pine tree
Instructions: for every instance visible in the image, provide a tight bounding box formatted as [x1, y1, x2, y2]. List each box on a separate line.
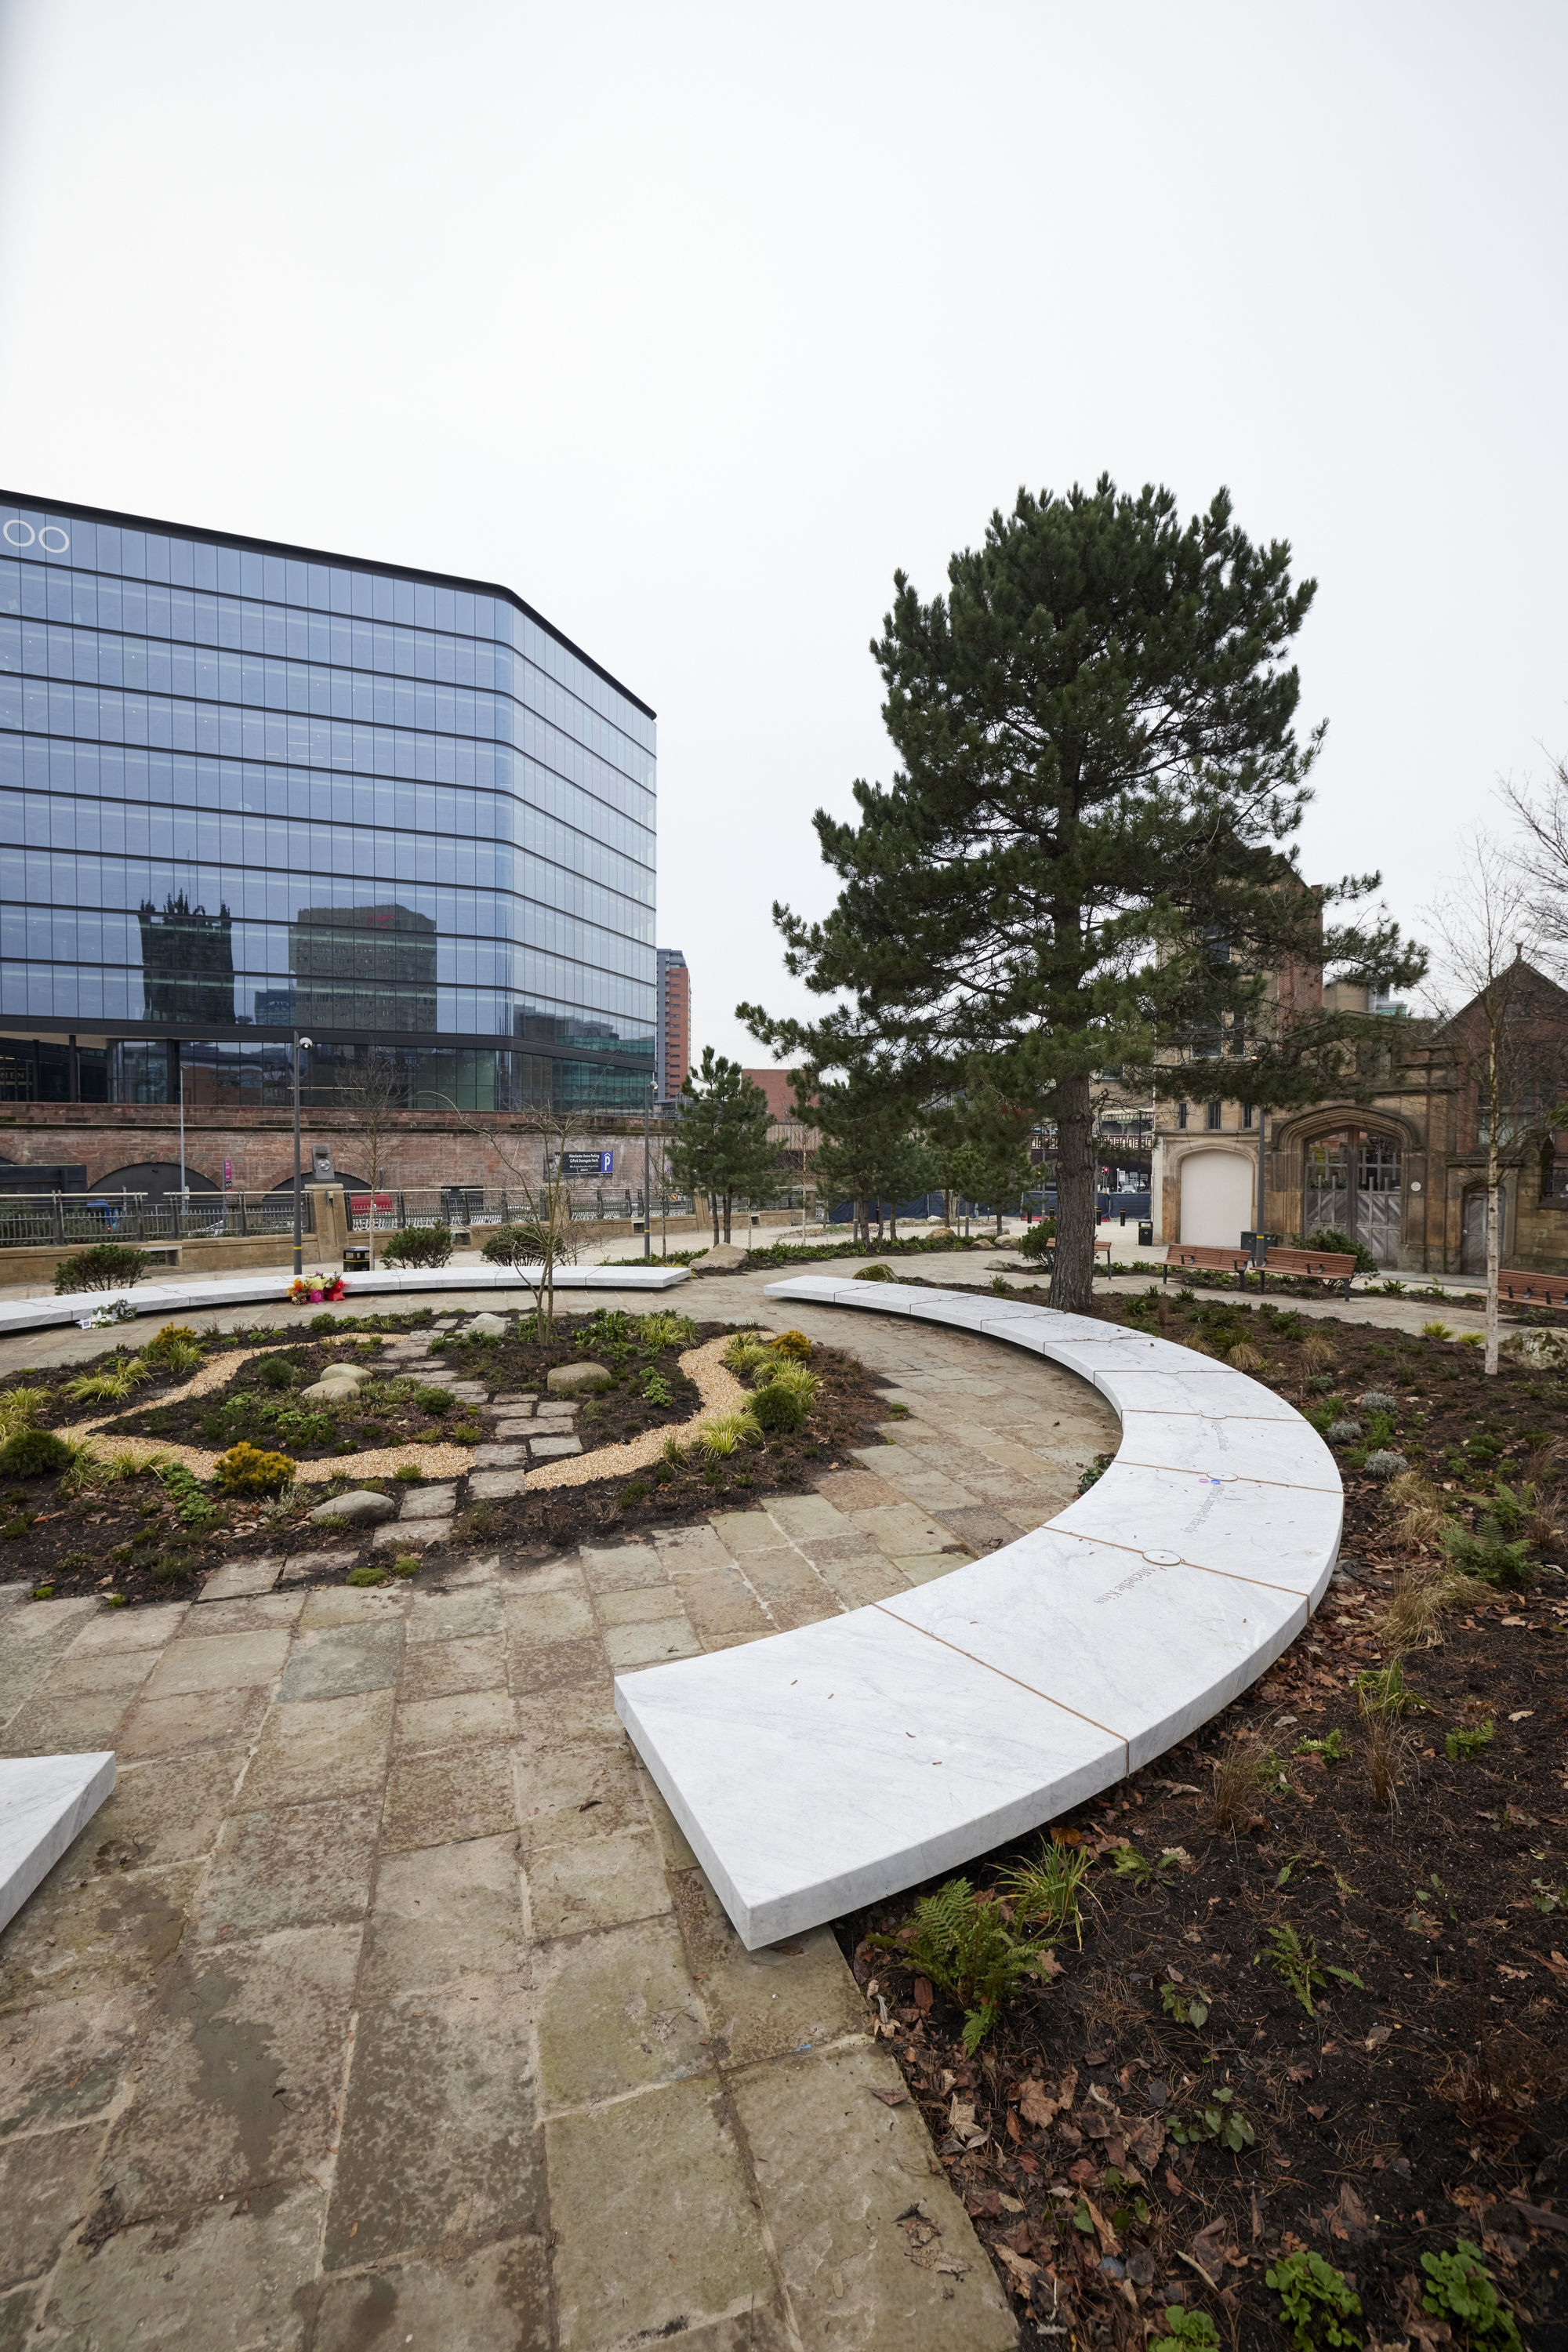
[666, 1048, 782, 1244]
[742, 477, 1421, 1308]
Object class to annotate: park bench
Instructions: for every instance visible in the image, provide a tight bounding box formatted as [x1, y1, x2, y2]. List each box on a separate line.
[1499, 1269, 1568, 1308]
[1161, 1243, 1254, 1288]
[616, 1275, 1338, 1947]
[1257, 1245, 1357, 1300]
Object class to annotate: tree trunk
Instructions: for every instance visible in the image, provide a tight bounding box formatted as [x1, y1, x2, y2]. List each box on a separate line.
[1485, 1141, 1501, 1377]
[710, 1192, 720, 1247]
[1050, 1074, 1097, 1313]
[889, 1205, 899, 1241]
[1485, 1024, 1501, 1376]
[723, 1192, 732, 1244]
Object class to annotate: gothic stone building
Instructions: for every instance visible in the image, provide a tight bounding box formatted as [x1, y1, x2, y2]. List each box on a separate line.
[1151, 962, 1568, 1276]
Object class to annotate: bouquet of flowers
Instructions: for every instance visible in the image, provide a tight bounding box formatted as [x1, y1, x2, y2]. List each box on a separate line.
[288, 1272, 347, 1305]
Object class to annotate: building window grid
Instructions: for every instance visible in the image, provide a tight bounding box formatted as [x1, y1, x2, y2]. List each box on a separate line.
[0, 503, 655, 1080]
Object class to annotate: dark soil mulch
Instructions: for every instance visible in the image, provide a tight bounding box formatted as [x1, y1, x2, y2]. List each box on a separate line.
[0, 1306, 891, 1607]
[833, 1286, 1568, 2347]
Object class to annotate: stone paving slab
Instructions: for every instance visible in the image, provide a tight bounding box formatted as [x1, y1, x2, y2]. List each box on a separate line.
[0, 1278, 1121, 2346]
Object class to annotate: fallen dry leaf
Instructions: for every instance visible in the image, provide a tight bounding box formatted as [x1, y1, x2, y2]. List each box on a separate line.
[1365, 2024, 1392, 2049]
[1018, 2078, 1057, 2130]
[1083, 2196, 1120, 2257]
[870, 2088, 909, 2107]
[913, 1976, 934, 2013]
[1328, 2183, 1375, 2242]
[994, 2245, 1042, 2290]
[1546, 1951, 1568, 1985]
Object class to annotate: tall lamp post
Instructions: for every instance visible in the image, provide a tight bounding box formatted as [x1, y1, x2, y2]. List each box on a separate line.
[642, 1080, 654, 1263]
[292, 1033, 313, 1276]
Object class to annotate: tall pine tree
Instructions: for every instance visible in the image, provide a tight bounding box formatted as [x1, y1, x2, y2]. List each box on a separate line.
[742, 477, 1420, 1308]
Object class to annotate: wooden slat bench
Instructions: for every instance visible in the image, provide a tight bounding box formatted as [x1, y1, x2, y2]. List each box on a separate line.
[1258, 1246, 1357, 1299]
[1499, 1270, 1568, 1308]
[1162, 1243, 1254, 1289]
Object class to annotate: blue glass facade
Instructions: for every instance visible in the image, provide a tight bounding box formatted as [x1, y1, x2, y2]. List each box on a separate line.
[0, 493, 655, 1109]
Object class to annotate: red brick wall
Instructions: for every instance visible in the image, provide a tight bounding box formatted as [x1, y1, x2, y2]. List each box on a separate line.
[0, 1103, 656, 1199]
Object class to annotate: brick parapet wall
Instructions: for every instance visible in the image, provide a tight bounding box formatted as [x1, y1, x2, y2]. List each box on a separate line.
[0, 1104, 656, 1197]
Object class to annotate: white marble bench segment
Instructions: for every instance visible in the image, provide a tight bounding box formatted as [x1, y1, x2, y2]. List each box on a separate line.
[0, 1260, 689, 1341]
[614, 1277, 1340, 1948]
[0, 1752, 116, 1935]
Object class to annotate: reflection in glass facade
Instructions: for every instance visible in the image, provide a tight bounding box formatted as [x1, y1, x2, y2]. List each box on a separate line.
[0, 493, 656, 1109]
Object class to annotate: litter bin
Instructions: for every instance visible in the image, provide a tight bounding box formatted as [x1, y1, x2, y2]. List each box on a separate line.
[1138, 1221, 1154, 1248]
[343, 1243, 371, 1273]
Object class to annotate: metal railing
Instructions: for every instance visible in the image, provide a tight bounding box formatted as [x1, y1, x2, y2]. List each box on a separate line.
[0, 1189, 314, 1249]
[343, 1186, 697, 1232]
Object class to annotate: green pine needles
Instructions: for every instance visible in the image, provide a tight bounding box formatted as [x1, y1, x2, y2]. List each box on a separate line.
[740, 475, 1422, 1311]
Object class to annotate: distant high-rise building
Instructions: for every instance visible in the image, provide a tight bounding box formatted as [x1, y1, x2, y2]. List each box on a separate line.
[656, 949, 689, 1101]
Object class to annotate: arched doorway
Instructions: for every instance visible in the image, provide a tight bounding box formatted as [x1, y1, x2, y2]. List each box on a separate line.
[1178, 1150, 1254, 1247]
[1303, 1127, 1403, 1267]
[1461, 1182, 1510, 1274]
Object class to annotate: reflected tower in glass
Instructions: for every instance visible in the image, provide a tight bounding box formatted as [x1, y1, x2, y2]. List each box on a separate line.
[0, 492, 656, 1111]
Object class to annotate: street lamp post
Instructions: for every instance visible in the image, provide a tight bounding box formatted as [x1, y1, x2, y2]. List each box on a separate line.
[642, 1080, 654, 1263]
[292, 1033, 313, 1276]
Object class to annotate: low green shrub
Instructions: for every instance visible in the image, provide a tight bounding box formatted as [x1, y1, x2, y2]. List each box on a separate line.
[482, 1223, 548, 1266]
[1419, 2241, 1522, 2348]
[0, 1427, 73, 1479]
[1265, 2249, 1363, 2350]
[212, 1441, 296, 1495]
[381, 1225, 453, 1269]
[413, 1385, 454, 1416]
[750, 1386, 804, 1434]
[1149, 2310, 1221, 2351]
[1016, 1221, 1054, 1261]
[53, 1243, 149, 1294]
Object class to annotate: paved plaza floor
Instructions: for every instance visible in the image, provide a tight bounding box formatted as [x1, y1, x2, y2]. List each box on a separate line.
[0, 1273, 1124, 2350]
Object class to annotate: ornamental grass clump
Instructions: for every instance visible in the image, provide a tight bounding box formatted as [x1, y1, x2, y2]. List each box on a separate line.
[64, 1356, 152, 1404]
[695, 1411, 761, 1459]
[212, 1440, 296, 1496]
[0, 1384, 50, 1442]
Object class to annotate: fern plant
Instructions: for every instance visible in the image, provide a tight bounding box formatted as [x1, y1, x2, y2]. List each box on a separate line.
[872, 1876, 1054, 2053]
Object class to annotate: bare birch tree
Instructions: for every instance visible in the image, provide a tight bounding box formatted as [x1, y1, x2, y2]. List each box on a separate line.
[435, 1097, 589, 1338]
[336, 1049, 405, 1268]
[1424, 832, 1547, 1375]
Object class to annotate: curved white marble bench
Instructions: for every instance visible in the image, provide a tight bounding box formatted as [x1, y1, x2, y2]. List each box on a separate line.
[0, 1259, 688, 1343]
[613, 1277, 1341, 1950]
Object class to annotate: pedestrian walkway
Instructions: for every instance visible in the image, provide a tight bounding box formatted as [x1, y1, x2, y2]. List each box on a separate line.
[0, 1290, 1118, 2347]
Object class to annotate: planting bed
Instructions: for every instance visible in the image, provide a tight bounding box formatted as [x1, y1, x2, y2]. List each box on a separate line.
[0, 1307, 887, 1607]
[842, 1286, 1568, 2349]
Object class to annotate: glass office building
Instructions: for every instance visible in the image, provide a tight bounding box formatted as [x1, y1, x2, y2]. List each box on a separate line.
[0, 492, 656, 1110]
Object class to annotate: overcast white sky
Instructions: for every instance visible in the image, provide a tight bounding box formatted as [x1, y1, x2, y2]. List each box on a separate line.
[1, 2, 1564, 1062]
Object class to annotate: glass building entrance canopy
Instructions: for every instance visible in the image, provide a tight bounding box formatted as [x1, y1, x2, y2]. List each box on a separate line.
[0, 494, 656, 1107]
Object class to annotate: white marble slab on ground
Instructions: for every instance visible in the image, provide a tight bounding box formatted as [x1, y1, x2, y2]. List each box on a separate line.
[618, 1603, 1125, 1947]
[0, 1259, 689, 1341]
[0, 1751, 116, 1933]
[877, 1527, 1308, 1770]
[614, 1275, 1341, 1950]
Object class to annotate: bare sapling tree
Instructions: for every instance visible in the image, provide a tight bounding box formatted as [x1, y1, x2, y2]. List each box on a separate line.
[1424, 829, 1551, 1375]
[437, 1096, 590, 1339]
[336, 1047, 406, 1267]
